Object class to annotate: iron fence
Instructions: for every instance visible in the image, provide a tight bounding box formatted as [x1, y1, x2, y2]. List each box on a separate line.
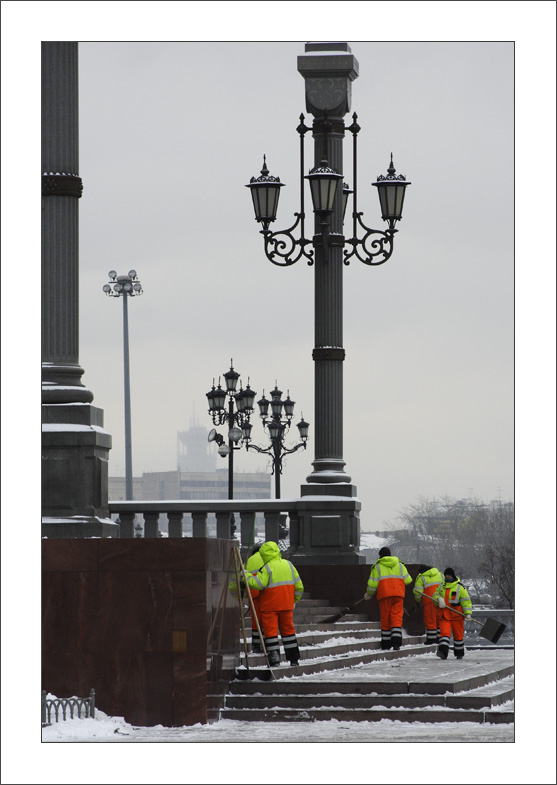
[42, 689, 95, 726]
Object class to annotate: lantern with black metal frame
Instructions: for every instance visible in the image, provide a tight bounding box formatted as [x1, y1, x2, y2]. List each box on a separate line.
[241, 385, 309, 500]
[206, 360, 257, 537]
[246, 112, 410, 268]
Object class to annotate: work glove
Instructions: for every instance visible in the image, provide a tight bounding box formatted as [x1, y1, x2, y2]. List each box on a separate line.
[465, 615, 473, 622]
[364, 593, 374, 601]
[437, 596, 446, 609]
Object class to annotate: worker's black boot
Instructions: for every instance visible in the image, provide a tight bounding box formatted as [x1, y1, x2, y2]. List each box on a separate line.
[436, 635, 450, 659]
[251, 630, 263, 653]
[454, 639, 465, 659]
[391, 627, 402, 650]
[380, 631, 392, 650]
[425, 629, 438, 645]
[282, 634, 300, 666]
[265, 636, 281, 666]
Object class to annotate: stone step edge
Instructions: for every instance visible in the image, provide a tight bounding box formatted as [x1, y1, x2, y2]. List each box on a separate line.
[226, 685, 515, 711]
[219, 707, 515, 724]
[230, 661, 515, 695]
[234, 644, 436, 681]
[238, 637, 426, 667]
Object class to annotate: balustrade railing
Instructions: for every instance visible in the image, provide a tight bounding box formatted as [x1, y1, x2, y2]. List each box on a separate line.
[108, 496, 362, 556]
[108, 498, 301, 547]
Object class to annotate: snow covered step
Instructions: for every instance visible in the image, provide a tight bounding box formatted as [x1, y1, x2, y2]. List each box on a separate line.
[295, 621, 380, 632]
[235, 642, 434, 679]
[220, 705, 514, 724]
[226, 677, 514, 712]
[240, 636, 426, 666]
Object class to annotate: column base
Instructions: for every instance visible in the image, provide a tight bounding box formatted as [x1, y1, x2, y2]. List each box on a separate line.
[306, 458, 352, 485]
[289, 483, 365, 565]
[42, 402, 112, 528]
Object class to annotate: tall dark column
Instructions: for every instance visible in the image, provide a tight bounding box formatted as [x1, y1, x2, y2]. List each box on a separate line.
[293, 42, 363, 564]
[41, 42, 117, 537]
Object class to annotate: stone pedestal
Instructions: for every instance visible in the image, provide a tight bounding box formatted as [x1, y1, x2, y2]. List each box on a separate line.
[42, 403, 117, 537]
[289, 485, 364, 565]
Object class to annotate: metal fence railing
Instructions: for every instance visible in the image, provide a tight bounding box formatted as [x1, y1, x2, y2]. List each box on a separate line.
[42, 690, 95, 726]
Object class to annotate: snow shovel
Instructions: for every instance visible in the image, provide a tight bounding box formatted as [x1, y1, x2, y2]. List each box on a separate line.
[321, 596, 367, 624]
[231, 548, 275, 682]
[414, 588, 507, 644]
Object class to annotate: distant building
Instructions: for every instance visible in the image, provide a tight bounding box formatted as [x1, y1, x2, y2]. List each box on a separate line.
[107, 476, 144, 502]
[177, 414, 217, 473]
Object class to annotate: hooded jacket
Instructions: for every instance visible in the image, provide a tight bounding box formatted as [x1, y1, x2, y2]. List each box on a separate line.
[245, 541, 304, 611]
[228, 549, 264, 599]
[367, 555, 412, 599]
[433, 576, 472, 619]
[413, 567, 444, 604]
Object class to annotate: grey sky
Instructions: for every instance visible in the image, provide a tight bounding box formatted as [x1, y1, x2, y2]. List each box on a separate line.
[77, 39, 514, 527]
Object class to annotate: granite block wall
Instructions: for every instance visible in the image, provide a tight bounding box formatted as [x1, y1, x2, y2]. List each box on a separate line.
[42, 538, 240, 727]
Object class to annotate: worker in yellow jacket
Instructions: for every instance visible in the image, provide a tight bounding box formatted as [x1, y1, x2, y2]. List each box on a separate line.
[432, 567, 473, 660]
[364, 547, 412, 650]
[245, 541, 304, 667]
[413, 564, 444, 645]
[229, 544, 265, 652]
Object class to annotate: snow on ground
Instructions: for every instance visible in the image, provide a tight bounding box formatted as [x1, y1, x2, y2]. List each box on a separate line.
[42, 705, 514, 743]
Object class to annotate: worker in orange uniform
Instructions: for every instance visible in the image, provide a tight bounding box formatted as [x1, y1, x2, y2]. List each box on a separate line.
[229, 543, 265, 653]
[432, 567, 473, 660]
[364, 546, 413, 650]
[245, 541, 304, 667]
[413, 564, 444, 645]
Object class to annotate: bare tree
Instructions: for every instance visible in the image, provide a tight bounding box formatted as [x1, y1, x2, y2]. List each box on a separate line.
[395, 495, 514, 606]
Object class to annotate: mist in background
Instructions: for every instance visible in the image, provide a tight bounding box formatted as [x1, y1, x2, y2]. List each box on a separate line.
[77, 40, 514, 528]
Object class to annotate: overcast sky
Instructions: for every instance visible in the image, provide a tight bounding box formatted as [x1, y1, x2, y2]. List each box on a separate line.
[73, 38, 517, 527]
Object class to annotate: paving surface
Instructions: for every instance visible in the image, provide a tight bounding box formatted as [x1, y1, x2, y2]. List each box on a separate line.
[286, 647, 514, 685]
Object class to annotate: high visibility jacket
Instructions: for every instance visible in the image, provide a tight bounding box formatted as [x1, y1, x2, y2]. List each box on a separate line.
[366, 556, 412, 600]
[413, 567, 444, 604]
[246, 541, 304, 612]
[228, 550, 264, 598]
[432, 577, 472, 620]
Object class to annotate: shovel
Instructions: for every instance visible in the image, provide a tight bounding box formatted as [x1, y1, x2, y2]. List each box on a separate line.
[320, 596, 367, 624]
[414, 587, 507, 644]
[231, 547, 275, 682]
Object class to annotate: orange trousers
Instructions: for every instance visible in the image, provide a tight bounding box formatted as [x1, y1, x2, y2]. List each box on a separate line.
[422, 596, 441, 631]
[259, 608, 296, 639]
[379, 596, 404, 630]
[250, 593, 261, 631]
[439, 615, 464, 640]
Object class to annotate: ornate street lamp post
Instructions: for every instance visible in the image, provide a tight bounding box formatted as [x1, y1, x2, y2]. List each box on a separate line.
[242, 385, 309, 499]
[246, 43, 411, 564]
[103, 270, 143, 500]
[206, 361, 256, 537]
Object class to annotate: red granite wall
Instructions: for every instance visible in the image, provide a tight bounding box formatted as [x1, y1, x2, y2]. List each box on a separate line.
[42, 538, 240, 727]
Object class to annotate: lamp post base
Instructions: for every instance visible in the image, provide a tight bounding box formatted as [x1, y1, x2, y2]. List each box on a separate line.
[289, 482, 365, 565]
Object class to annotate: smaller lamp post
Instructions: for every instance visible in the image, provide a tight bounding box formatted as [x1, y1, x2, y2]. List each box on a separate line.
[206, 361, 256, 537]
[242, 385, 309, 499]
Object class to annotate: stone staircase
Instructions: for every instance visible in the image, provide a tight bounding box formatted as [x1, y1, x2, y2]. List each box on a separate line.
[224, 596, 515, 725]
